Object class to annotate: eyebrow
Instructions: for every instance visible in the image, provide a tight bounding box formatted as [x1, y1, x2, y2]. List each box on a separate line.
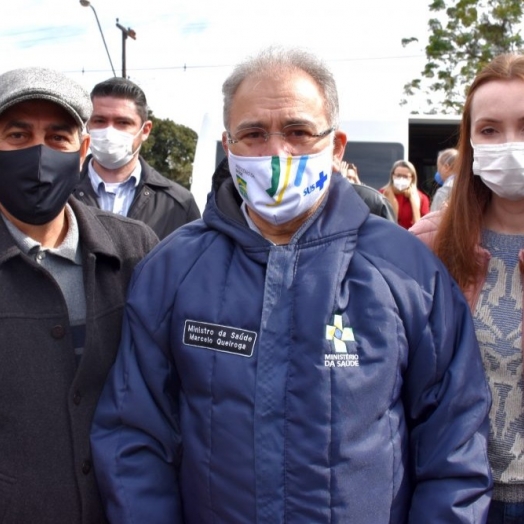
[472, 116, 524, 125]
[1, 119, 76, 133]
[89, 113, 137, 124]
[234, 118, 318, 132]
[90, 113, 132, 120]
[473, 117, 502, 124]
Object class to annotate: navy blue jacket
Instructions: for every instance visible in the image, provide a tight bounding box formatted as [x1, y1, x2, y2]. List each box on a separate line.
[91, 164, 492, 523]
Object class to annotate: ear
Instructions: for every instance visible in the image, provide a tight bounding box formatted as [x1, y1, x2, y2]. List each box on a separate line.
[332, 129, 347, 173]
[221, 131, 230, 156]
[79, 134, 90, 167]
[141, 120, 153, 141]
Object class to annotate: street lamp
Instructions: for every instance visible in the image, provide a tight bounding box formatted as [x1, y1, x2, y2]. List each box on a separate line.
[116, 19, 136, 79]
[79, 0, 117, 77]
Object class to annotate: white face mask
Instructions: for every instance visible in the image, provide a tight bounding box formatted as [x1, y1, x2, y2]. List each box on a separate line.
[89, 125, 144, 170]
[228, 146, 334, 226]
[392, 177, 410, 192]
[472, 141, 524, 200]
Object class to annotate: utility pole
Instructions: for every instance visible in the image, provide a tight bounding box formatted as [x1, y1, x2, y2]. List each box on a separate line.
[79, 0, 116, 76]
[115, 19, 136, 78]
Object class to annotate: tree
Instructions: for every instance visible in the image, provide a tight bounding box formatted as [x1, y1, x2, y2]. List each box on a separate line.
[402, 0, 524, 113]
[140, 113, 198, 189]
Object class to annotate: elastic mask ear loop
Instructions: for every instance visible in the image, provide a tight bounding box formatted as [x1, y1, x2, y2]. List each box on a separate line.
[134, 122, 146, 139]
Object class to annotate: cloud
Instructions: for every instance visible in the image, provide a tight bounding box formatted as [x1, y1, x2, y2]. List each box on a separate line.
[3, 26, 84, 49]
[180, 19, 209, 37]
[0, 0, 429, 132]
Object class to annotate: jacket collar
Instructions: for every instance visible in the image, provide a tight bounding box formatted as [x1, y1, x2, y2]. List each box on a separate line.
[137, 156, 172, 189]
[0, 198, 122, 268]
[0, 217, 22, 265]
[68, 198, 122, 267]
[81, 154, 172, 191]
[203, 158, 370, 249]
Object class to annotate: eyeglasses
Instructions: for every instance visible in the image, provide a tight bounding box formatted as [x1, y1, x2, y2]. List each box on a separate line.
[227, 124, 334, 148]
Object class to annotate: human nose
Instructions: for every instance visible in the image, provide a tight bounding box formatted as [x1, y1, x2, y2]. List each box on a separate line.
[506, 131, 524, 143]
[259, 133, 294, 156]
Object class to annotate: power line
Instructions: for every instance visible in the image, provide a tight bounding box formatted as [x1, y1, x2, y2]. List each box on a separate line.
[65, 53, 425, 76]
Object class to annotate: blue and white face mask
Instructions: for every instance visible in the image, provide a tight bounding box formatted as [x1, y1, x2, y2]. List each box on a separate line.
[228, 146, 333, 225]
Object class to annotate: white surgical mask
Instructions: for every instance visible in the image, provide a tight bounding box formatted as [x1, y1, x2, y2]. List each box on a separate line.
[392, 177, 410, 192]
[89, 125, 144, 170]
[472, 141, 524, 200]
[228, 146, 333, 225]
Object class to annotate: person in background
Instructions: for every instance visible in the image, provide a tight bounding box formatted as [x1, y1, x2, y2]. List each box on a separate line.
[340, 160, 361, 183]
[340, 159, 396, 221]
[73, 77, 200, 240]
[410, 52, 524, 524]
[430, 147, 458, 212]
[91, 45, 492, 523]
[0, 67, 158, 523]
[380, 159, 430, 228]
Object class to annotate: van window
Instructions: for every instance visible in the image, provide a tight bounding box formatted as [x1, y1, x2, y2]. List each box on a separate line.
[408, 122, 460, 197]
[343, 142, 404, 189]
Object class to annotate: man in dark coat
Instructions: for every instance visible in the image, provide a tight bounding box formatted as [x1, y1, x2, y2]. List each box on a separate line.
[73, 77, 200, 240]
[0, 67, 158, 524]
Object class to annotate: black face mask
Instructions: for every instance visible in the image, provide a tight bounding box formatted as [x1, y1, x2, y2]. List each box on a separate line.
[0, 144, 81, 225]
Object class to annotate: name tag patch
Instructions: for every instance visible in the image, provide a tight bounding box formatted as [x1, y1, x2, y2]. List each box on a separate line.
[183, 320, 257, 357]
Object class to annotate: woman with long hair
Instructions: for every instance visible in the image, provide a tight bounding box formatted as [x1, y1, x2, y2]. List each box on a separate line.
[411, 53, 524, 523]
[380, 159, 429, 228]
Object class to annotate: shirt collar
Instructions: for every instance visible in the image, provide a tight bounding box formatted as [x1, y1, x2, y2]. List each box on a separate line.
[241, 202, 261, 234]
[240, 202, 277, 245]
[444, 174, 455, 186]
[88, 158, 141, 196]
[2, 204, 82, 264]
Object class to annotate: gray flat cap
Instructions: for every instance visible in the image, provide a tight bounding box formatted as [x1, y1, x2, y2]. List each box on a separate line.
[0, 67, 92, 127]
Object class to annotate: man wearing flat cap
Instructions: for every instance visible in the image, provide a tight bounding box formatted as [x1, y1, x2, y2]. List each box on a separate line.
[0, 67, 158, 523]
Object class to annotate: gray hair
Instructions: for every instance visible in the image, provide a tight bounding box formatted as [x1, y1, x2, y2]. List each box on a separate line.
[222, 46, 339, 130]
[437, 148, 458, 168]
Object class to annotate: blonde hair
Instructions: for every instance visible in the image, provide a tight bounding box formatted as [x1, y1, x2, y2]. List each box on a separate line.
[380, 160, 417, 218]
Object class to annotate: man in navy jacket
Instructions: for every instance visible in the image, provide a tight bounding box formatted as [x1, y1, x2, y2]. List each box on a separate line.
[91, 46, 492, 523]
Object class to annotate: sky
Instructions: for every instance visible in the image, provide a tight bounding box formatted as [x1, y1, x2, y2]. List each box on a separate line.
[1, 0, 432, 134]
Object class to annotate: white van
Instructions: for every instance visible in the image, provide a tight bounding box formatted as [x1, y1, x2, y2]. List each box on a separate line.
[190, 112, 461, 213]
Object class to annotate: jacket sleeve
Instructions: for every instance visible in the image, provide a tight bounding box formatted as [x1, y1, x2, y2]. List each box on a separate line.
[408, 210, 442, 249]
[403, 269, 492, 522]
[351, 183, 396, 222]
[90, 264, 182, 524]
